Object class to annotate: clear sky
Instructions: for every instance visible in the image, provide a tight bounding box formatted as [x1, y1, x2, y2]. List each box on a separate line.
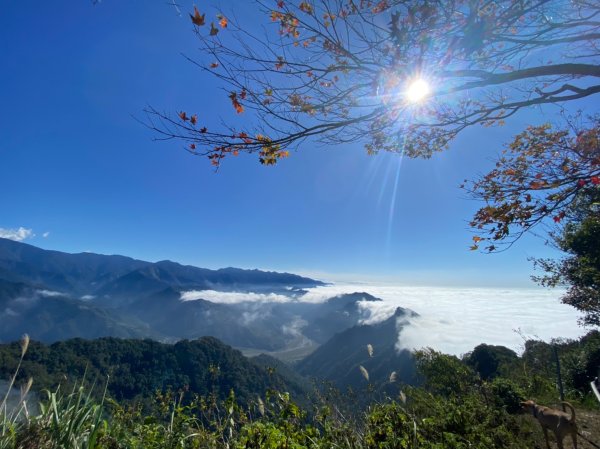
[0, 1, 595, 287]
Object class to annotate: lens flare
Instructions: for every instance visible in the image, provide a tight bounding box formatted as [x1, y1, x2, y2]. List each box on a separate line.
[405, 79, 430, 103]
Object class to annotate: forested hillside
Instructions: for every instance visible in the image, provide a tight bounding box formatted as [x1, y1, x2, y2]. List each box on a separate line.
[0, 337, 308, 406]
[1, 331, 599, 448]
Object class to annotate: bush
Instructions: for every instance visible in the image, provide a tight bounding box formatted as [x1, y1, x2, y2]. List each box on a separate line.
[489, 378, 525, 414]
[415, 349, 478, 397]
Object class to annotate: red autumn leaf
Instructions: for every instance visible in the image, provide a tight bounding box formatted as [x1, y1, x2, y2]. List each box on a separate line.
[591, 176, 600, 185]
[275, 56, 285, 70]
[277, 0, 284, 7]
[240, 89, 247, 100]
[553, 211, 566, 223]
[209, 62, 219, 68]
[190, 114, 198, 125]
[178, 111, 189, 121]
[190, 7, 206, 26]
[210, 22, 219, 36]
[238, 132, 252, 143]
[578, 179, 587, 187]
[200, 127, 207, 133]
[189, 143, 196, 150]
[530, 181, 543, 190]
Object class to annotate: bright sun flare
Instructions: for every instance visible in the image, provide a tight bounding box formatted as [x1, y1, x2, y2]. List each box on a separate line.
[405, 79, 430, 103]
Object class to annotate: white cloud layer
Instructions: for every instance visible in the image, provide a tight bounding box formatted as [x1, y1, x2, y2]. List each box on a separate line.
[37, 290, 67, 298]
[181, 290, 291, 304]
[180, 284, 587, 356]
[0, 227, 34, 242]
[300, 284, 586, 356]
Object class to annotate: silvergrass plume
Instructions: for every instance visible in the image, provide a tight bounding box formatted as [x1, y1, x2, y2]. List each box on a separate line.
[257, 397, 265, 416]
[20, 334, 30, 358]
[20, 378, 33, 402]
[399, 390, 407, 404]
[359, 365, 369, 382]
[367, 344, 373, 357]
[0, 334, 31, 413]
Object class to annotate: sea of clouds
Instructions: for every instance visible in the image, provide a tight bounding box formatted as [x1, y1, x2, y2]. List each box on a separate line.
[181, 284, 588, 356]
[300, 284, 587, 356]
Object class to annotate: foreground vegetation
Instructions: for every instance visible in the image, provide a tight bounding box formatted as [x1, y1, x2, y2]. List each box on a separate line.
[1, 332, 599, 449]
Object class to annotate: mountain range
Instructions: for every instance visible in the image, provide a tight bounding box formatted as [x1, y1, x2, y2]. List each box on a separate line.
[0, 237, 418, 397]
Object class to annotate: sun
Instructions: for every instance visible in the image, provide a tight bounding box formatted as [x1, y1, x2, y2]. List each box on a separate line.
[405, 79, 431, 103]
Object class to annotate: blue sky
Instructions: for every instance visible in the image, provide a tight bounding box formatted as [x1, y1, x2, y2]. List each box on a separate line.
[0, 1, 594, 287]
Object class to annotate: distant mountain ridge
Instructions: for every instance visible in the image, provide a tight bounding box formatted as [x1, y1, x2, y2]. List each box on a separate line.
[0, 238, 324, 301]
[0, 239, 401, 353]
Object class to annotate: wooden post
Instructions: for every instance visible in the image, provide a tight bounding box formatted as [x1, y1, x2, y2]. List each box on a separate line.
[553, 345, 565, 411]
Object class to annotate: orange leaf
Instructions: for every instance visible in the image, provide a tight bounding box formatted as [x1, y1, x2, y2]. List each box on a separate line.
[219, 16, 228, 28]
[299, 2, 312, 13]
[190, 7, 206, 26]
[190, 114, 198, 125]
[210, 62, 219, 68]
[229, 92, 244, 114]
[189, 143, 196, 150]
[178, 111, 189, 121]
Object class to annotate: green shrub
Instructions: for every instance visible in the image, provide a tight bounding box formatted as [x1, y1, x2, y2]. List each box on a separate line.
[488, 378, 525, 413]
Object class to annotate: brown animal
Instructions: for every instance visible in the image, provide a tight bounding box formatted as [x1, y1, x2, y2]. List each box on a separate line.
[521, 400, 577, 449]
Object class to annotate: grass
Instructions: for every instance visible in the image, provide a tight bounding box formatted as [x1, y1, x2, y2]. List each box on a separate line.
[1, 334, 599, 448]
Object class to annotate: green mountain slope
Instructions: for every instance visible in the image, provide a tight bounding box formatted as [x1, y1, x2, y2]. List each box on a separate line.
[296, 307, 417, 388]
[0, 336, 308, 405]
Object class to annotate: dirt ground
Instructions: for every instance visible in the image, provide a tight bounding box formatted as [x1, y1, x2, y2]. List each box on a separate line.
[576, 408, 600, 449]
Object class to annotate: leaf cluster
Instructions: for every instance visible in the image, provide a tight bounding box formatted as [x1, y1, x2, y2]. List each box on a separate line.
[465, 118, 600, 252]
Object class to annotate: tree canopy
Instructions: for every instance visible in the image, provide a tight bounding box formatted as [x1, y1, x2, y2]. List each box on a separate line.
[533, 187, 600, 325]
[147, 0, 600, 166]
[465, 117, 600, 324]
[464, 117, 600, 251]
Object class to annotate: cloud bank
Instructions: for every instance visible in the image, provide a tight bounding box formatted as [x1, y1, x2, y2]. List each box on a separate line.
[0, 227, 34, 242]
[180, 290, 291, 304]
[297, 284, 586, 356]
